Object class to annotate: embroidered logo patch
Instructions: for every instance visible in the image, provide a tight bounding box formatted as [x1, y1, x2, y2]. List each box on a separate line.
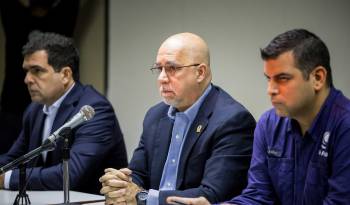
[267, 149, 282, 157]
[318, 131, 330, 158]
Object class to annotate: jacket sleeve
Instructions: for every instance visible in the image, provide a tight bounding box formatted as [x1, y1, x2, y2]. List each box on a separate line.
[0, 106, 33, 167]
[323, 124, 350, 204]
[227, 114, 277, 205]
[128, 108, 156, 189]
[0, 131, 27, 167]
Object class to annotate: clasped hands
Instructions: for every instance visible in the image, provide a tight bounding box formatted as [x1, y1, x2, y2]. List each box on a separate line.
[99, 169, 228, 205]
[100, 168, 141, 205]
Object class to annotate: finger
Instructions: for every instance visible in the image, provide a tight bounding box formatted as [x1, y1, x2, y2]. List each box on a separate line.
[114, 169, 131, 182]
[119, 168, 132, 175]
[100, 186, 121, 194]
[100, 173, 118, 182]
[197, 197, 211, 205]
[167, 196, 188, 205]
[107, 188, 127, 198]
[167, 196, 210, 205]
[107, 179, 129, 188]
[105, 168, 119, 173]
[114, 196, 127, 203]
[104, 169, 131, 182]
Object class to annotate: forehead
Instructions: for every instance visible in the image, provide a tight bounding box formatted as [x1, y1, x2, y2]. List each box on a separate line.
[263, 51, 300, 76]
[23, 50, 49, 67]
[156, 39, 190, 64]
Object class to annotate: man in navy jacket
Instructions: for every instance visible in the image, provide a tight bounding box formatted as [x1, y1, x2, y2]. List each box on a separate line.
[100, 32, 256, 205]
[0, 31, 128, 194]
[167, 29, 350, 205]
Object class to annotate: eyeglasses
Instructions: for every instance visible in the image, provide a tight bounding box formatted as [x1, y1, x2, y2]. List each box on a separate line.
[150, 63, 200, 75]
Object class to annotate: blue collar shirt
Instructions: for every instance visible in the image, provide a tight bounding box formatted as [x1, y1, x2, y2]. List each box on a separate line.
[229, 87, 350, 205]
[147, 84, 212, 205]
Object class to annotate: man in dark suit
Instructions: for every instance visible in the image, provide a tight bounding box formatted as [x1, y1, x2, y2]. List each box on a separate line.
[0, 31, 128, 194]
[99, 32, 256, 205]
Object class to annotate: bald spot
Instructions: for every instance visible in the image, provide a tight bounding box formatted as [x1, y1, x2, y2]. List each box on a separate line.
[158, 32, 210, 67]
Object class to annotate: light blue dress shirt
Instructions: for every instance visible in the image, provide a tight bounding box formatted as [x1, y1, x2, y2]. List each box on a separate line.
[147, 85, 212, 205]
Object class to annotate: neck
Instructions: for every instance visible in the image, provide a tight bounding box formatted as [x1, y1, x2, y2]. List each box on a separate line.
[44, 81, 75, 107]
[176, 82, 210, 112]
[296, 87, 330, 135]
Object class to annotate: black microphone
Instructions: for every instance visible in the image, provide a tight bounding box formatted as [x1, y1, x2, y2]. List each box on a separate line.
[0, 105, 95, 174]
[43, 105, 95, 145]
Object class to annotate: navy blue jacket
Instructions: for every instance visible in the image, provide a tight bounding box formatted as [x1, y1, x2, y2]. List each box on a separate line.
[129, 85, 256, 204]
[0, 82, 128, 194]
[230, 88, 350, 205]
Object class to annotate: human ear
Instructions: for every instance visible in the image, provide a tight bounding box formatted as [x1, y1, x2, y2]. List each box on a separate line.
[60, 67, 73, 84]
[196, 64, 206, 83]
[312, 66, 327, 91]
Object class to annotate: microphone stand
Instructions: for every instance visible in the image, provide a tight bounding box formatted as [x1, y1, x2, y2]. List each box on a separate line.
[13, 164, 30, 205]
[0, 138, 56, 205]
[60, 127, 72, 204]
[56, 127, 80, 205]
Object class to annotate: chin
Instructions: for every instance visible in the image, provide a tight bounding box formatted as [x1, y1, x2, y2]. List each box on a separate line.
[163, 98, 180, 108]
[274, 109, 289, 117]
[32, 97, 45, 104]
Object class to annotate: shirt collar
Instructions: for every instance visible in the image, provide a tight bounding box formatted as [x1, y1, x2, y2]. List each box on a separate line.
[42, 83, 75, 115]
[287, 87, 338, 141]
[308, 87, 338, 140]
[167, 84, 212, 122]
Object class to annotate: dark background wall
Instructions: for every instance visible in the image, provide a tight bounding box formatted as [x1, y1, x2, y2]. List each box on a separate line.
[0, 0, 106, 95]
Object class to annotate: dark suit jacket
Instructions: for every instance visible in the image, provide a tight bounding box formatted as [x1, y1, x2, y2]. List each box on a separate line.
[0, 82, 128, 194]
[129, 85, 256, 204]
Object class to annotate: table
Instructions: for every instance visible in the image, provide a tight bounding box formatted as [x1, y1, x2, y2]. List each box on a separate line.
[0, 190, 105, 205]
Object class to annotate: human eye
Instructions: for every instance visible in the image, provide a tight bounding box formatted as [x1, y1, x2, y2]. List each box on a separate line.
[276, 74, 292, 82]
[163, 63, 177, 74]
[30, 66, 46, 75]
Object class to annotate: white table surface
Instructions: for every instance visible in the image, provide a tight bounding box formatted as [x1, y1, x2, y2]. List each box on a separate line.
[0, 190, 105, 205]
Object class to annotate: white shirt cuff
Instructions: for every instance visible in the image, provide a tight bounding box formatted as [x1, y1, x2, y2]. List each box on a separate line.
[146, 189, 159, 205]
[4, 170, 12, 189]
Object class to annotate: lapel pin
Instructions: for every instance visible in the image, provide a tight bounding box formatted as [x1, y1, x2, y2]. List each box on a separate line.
[196, 125, 202, 133]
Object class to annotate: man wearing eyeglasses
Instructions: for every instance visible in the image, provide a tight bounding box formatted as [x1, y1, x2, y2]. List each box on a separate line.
[99, 32, 256, 205]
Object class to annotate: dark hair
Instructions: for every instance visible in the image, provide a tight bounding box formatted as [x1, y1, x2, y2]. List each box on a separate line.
[261, 29, 332, 87]
[22, 30, 80, 81]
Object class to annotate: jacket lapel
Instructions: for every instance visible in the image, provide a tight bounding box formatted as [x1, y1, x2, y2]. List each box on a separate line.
[29, 108, 46, 150]
[46, 83, 82, 163]
[151, 116, 174, 187]
[176, 86, 219, 188]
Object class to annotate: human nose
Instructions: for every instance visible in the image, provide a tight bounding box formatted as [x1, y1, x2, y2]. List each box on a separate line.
[24, 72, 33, 84]
[267, 80, 278, 96]
[157, 67, 169, 83]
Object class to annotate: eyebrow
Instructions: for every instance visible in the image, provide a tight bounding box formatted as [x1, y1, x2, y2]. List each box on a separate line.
[154, 61, 178, 66]
[264, 72, 292, 79]
[23, 65, 46, 71]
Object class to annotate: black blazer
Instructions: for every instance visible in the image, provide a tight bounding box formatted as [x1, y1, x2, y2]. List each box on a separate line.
[129, 85, 256, 204]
